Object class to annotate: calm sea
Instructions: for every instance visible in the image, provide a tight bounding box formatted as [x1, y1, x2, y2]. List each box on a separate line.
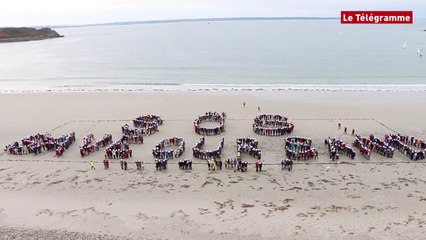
[1, 20, 425, 92]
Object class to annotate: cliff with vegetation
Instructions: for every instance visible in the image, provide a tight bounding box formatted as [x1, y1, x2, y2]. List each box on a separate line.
[0, 27, 63, 43]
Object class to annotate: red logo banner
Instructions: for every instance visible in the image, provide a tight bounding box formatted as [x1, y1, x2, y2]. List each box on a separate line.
[341, 11, 413, 24]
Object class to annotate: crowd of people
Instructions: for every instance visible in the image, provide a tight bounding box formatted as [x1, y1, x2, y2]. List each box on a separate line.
[325, 137, 356, 160]
[8, 115, 425, 166]
[194, 112, 226, 135]
[133, 114, 163, 135]
[54, 133, 76, 157]
[236, 137, 261, 160]
[253, 114, 294, 136]
[369, 134, 394, 158]
[4, 132, 76, 157]
[385, 134, 425, 161]
[134, 159, 144, 170]
[207, 159, 223, 171]
[101, 159, 143, 170]
[121, 124, 144, 144]
[79, 133, 113, 158]
[152, 137, 185, 160]
[155, 159, 168, 171]
[285, 137, 318, 160]
[353, 134, 395, 159]
[353, 135, 372, 159]
[179, 159, 192, 170]
[104, 140, 132, 159]
[192, 136, 224, 159]
[223, 158, 251, 172]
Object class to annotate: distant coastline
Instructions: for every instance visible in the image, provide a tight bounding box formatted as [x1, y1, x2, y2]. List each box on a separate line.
[33, 17, 426, 29]
[41, 17, 339, 28]
[0, 27, 63, 43]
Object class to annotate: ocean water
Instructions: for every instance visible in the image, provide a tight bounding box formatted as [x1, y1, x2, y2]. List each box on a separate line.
[0, 20, 426, 92]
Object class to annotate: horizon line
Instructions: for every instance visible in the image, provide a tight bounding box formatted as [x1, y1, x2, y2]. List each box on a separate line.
[2, 16, 425, 28]
[38, 17, 342, 28]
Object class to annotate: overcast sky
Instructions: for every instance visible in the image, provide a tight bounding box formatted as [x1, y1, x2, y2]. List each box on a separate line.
[2, 0, 425, 26]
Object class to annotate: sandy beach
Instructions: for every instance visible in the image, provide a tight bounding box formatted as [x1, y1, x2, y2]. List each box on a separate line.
[0, 91, 425, 240]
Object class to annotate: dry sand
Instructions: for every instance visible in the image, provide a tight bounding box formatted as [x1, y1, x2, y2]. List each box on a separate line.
[0, 91, 425, 240]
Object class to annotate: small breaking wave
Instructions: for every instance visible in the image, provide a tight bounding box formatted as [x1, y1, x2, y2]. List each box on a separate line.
[0, 83, 425, 93]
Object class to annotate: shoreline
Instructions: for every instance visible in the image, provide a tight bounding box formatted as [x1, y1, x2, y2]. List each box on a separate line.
[0, 35, 65, 44]
[0, 83, 426, 94]
[0, 35, 64, 43]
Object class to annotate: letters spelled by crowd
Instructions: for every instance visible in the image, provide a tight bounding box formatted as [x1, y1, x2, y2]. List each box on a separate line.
[353, 134, 395, 160]
[385, 134, 425, 161]
[325, 138, 356, 160]
[4, 113, 426, 163]
[4, 132, 75, 157]
[285, 137, 318, 160]
[85, 114, 165, 159]
[152, 137, 185, 160]
[192, 136, 224, 160]
[194, 112, 226, 135]
[121, 124, 144, 144]
[133, 115, 163, 135]
[236, 138, 261, 160]
[104, 140, 132, 159]
[253, 114, 294, 136]
[79, 133, 113, 158]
